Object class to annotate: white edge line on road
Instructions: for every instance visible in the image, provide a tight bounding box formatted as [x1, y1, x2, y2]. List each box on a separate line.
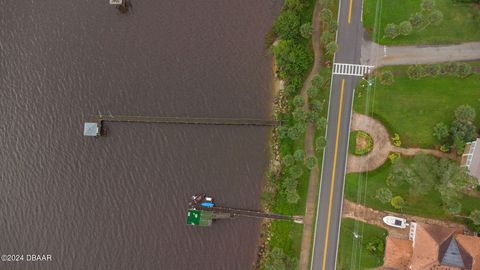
[332, 84, 356, 270]
[310, 0, 343, 267]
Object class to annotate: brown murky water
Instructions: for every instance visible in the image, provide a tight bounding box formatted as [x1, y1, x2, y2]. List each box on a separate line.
[0, 1, 282, 269]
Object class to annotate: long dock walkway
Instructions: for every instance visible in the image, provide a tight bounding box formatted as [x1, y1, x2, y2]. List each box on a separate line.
[197, 205, 303, 223]
[90, 115, 278, 127]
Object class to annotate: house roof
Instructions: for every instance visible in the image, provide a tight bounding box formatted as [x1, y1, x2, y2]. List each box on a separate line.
[396, 223, 480, 270]
[384, 236, 412, 270]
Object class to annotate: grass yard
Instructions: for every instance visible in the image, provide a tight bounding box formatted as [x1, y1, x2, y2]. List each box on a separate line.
[337, 218, 387, 270]
[344, 157, 480, 223]
[354, 65, 480, 148]
[363, 0, 480, 45]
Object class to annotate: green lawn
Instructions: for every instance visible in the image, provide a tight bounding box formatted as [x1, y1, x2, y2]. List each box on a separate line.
[363, 0, 480, 45]
[344, 157, 480, 222]
[354, 66, 480, 148]
[337, 218, 387, 270]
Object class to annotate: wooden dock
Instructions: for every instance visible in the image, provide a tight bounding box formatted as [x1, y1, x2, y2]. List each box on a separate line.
[197, 205, 303, 223]
[90, 115, 278, 127]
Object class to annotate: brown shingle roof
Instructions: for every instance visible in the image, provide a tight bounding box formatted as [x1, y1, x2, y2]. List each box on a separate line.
[411, 224, 458, 269]
[456, 234, 480, 270]
[384, 236, 412, 270]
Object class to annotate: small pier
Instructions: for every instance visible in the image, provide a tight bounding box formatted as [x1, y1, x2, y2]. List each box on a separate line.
[186, 194, 303, 226]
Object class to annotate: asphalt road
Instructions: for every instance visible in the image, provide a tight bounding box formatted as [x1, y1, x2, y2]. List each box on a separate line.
[310, 0, 364, 269]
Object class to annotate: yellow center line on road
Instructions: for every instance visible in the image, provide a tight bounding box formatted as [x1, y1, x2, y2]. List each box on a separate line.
[321, 79, 345, 270]
[348, 0, 353, 24]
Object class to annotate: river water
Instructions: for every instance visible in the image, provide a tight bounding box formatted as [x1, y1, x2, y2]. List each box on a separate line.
[0, 1, 282, 269]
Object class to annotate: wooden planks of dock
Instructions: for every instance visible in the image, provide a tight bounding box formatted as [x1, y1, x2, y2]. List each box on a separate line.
[90, 115, 278, 127]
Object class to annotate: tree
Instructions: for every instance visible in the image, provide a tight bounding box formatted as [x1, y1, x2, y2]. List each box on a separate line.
[282, 154, 295, 167]
[278, 126, 289, 139]
[272, 40, 313, 78]
[315, 136, 327, 151]
[428, 10, 443, 26]
[311, 74, 325, 89]
[380, 70, 394, 85]
[307, 111, 319, 124]
[384, 23, 399, 39]
[376, 188, 393, 204]
[309, 99, 323, 112]
[294, 149, 305, 161]
[305, 156, 317, 169]
[469, 210, 480, 225]
[399, 21, 413, 36]
[421, 0, 435, 12]
[433, 122, 449, 142]
[328, 20, 338, 32]
[307, 86, 319, 98]
[286, 186, 300, 204]
[409, 12, 425, 28]
[326, 41, 337, 55]
[456, 62, 472, 78]
[321, 31, 334, 45]
[300, 22, 312, 38]
[293, 107, 307, 122]
[293, 95, 305, 107]
[284, 0, 304, 11]
[455, 105, 476, 123]
[316, 117, 328, 132]
[451, 119, 477, 142]
[407, 65, 426, 80]
[320, 8, 333, 23]
[273, 11, 301, 40]
[282, 177, 297, 190]
[288, 126, 301, 140]
[390, 196, 406, 209]
[289, 165, 304, 179]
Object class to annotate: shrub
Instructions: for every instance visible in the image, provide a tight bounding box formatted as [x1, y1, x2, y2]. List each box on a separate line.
[311, 74, 325, 89]
[391, 133, 402, 147]
[456, 62, 472, 78]
[407, 65, 426, 80]
[380, 70, 394, 85]
[328, 20, 338, 32]
[443, 62, 458, 75]
[470, 210, 480, 225]
[440, 144, 450, 153]
[366, 239, 385, 259]
[390, 196, 406, 209]
[316, 117, 328, 132]
[288, 126, 301, 140]
[425, 64, 440, 77]
[388, 152, 401, 161]
[352, 131, 374, 155]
